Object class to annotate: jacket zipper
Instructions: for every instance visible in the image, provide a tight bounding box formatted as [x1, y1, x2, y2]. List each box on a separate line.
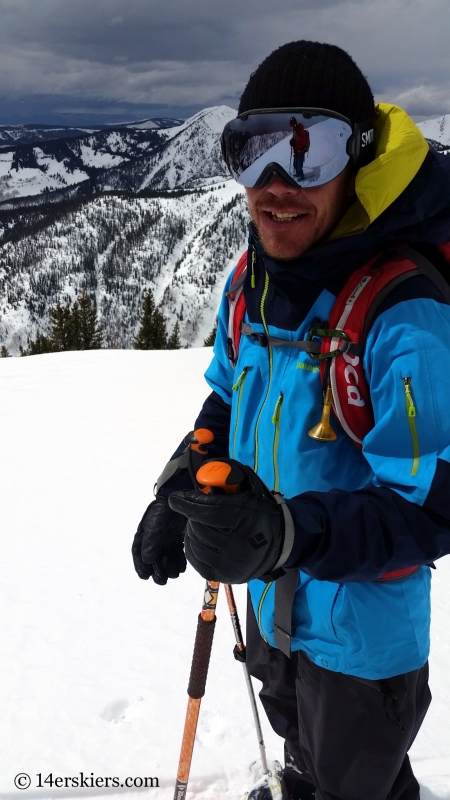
[231, 366, 249, 458]
[251, 249, 256, 288]
[272, 392, 284, 492]
[257, 581, 273, 642]
[330, 584, 343, 639]
[403, 377, 420, 476]
[254, 270, 272, 473]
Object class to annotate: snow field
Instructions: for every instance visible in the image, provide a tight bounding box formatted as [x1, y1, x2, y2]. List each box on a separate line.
[0, 348, 282, 799]
[0, 348, 449, 798]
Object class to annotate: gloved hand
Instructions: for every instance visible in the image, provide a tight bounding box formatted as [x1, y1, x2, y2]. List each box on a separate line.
[132, 495, 187, 585]
[168, 463, 294, 584]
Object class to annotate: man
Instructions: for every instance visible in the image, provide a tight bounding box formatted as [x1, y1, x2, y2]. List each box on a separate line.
[132, 41, 450, 800]
[289, 117, 310, 179]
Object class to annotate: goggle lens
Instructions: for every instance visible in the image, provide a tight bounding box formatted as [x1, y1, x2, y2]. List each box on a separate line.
[222, 110, 354, 189]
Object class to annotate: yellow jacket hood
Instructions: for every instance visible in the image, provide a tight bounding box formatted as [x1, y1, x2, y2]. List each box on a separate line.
[330, 103, 429, 240]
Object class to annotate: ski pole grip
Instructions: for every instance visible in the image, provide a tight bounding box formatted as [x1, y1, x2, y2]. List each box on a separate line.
[196, 459, 246, 494]
[187, 614, 217, 699]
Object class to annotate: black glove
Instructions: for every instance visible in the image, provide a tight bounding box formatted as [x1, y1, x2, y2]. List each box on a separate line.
[132, 495, 187, 585]
[168, 463, 294, 584]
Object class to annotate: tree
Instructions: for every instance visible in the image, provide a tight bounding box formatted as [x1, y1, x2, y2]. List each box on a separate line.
[204, 319, 217, 347]
[71, 293, 103, 350]
[48, 302, 74, 351]
[167, 321, 181, 350]
[20, 334, 54, 356]
[133, 290, 168, 350]
[21, 293, 103, 356]
[0, 345, 10, 357]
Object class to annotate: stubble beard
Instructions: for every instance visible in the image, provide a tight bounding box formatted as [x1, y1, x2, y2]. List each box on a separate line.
[249, 208, 318, 262]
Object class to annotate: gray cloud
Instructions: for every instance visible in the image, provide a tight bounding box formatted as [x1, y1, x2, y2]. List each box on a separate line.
[0, 0, 448, 122]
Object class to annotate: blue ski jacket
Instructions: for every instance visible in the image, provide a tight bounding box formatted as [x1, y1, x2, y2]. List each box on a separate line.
[184, 105, 450, 679]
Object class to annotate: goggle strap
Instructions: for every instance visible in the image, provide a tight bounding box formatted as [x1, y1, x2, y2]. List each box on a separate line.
[347, 118, 375, 168]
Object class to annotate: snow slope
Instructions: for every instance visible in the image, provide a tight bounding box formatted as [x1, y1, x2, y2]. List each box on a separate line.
[0, 348, 450, 798]
[0, 348, 282, 799]
[417, 115, 450, 147]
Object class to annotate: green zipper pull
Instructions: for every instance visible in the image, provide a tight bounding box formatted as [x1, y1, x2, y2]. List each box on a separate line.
[232, 367, 248, 392]
[404, 378, 416, 417]
[251, 250, 256, 288]
[231, 367, 250, 459]
[272, 392, 283, 423]
[272, 392, 284, 492]
[403, 377, 420, 476]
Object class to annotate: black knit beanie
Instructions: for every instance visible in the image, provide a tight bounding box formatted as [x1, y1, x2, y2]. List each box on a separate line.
[239, 41, 374, 125]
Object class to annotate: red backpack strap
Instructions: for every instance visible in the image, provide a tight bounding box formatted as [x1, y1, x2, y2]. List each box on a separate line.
[226, 250, 248, 368]
[319, 250, 422, 447]
[438, 242, 450, 262]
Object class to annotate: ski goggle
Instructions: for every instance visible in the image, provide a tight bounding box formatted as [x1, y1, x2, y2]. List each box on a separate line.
[221, 108, 375, 189]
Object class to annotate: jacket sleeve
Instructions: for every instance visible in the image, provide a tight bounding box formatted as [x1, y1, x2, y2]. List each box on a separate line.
[284, 284, 450, 582]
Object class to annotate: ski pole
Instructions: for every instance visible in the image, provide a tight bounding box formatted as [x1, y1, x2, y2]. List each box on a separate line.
[173, 456, 269, 799]
[174, 578, 220, 800]
[196, 461, 273, 779]
[224, 583, 269, 775]
[173, 430, 219, 800]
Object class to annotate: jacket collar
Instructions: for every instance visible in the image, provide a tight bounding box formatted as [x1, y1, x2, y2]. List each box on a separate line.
[330, 103, 429, 239]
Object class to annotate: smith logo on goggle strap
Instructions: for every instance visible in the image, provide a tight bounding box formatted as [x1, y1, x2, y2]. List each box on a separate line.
[221, 108, 375, 190]
[361, 129, 374, 147]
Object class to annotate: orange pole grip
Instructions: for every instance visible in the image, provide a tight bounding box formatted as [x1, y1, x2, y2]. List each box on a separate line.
[196, 460, 241, 494]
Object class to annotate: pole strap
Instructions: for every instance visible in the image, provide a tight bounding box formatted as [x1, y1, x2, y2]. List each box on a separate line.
[274, 570, 299, 659]
[154, 450, 189, 495]
[271, 493, 295, 571]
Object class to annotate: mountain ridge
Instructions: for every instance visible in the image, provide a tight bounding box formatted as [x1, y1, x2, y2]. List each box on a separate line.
[0, 117, 183, 148]
[0, 106, 235, 204]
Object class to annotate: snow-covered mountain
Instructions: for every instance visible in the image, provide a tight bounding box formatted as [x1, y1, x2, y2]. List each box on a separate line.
[114, 116, 184, 130]
[0, 181, 248, 353]
[0, 107, 235, 203]
[0, 118, 182, 147]
[95, 106, 236, 193]
[2, 106, 448, 358]
[0, 128, 168, 202]
[0, 105, 244, 354]
[0, 124, 98, 147]
[417, 115, 450, 148]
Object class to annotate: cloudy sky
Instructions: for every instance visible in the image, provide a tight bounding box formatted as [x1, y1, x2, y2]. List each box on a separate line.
[0, 0, 448, 125]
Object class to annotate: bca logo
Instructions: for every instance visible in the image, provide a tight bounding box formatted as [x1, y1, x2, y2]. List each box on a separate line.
[343, 351, 365, 407]
[361, 129, 374, 147]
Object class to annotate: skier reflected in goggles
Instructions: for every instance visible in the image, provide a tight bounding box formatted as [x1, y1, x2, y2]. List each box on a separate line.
[289, 117, 310, 180]
[221, 108, 374, 189]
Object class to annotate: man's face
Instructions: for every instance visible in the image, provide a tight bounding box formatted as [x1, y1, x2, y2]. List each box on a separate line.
[246, 167, 355, 260]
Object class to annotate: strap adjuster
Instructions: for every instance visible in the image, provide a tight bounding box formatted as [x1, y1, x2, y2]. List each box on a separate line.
[252, 332, 269, 347]
[227, 337, 236, 365]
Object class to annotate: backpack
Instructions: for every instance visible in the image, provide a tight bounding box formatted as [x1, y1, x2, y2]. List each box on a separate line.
[227, 243, 450, 447]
